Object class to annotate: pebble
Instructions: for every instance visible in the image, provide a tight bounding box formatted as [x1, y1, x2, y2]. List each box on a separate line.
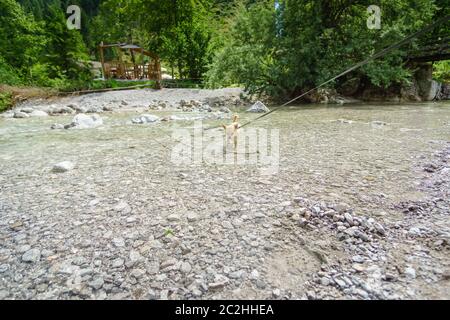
[30, 110, 48, 117]
[130, 268, 146, 279]
[52, 161, 75, 173]
[209, 275, 229, 290]
[344, 212, 354, 225]
[160, 290, 169, 300]
[17, 244, 31, 253]
[155, 274, 167, 282]
[0, 264, 10, 273]
[146, 289, 158, 300]
[352, 255, 365, 263]
[272, 289, 281, 298]
[222, 221, 233, 229]
[167, 214, 180, 222]
[250, 270, 259, 280]
[255, 280, 267, 289]
[191, 288, 202, 297]
[352, 264, 366, 273]
[355, 288, 369, 298]
[114, 201, 131, 214]
[112, 238, 125, 247]
[405, 267, 416, 279]
[229, 270, 245, 279]
[374, 223, 386, 235]
[112, 258, 124, 268]
[0, 290, 9, 299]
[320, 277, 330, 286]
[128, 250, 143, 266]
[21, 249, 41, 263]
[333, 278, 347, 289]
[180, 262, 192, 274]
[160, 258, 177, 269]
[187, 213, 198, 222]
[14, 111, 30, 118]
[89, 277, 104, 290]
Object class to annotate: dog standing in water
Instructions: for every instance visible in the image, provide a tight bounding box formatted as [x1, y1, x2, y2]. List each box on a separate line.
[222, 115, 240, 152]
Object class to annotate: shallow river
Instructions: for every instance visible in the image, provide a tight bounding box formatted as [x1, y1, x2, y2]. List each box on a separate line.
[0, 101, 449, 300]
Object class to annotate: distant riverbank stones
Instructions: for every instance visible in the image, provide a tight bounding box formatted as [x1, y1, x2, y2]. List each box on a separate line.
[131, 114, 161, 124]
[51, 114, 103, 130]
[247, 101, 270, 113]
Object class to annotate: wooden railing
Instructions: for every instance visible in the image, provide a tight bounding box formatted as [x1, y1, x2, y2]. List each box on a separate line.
[103, 61, 162, 81]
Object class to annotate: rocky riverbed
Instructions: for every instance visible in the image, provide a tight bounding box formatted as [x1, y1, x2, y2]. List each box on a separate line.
[2, 88, 250, 119]
[0, 92, 449, 300]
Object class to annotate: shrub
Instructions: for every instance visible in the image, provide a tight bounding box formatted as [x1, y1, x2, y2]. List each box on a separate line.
[0, 90, 13, 112]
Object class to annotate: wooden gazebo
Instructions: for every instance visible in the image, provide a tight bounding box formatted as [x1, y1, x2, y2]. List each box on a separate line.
[98, 42, 162, 83]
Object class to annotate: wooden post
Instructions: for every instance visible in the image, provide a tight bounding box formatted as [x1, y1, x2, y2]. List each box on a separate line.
[141, 48, 145, 80]
[155, 57, 162, 89]
[130, 48, 138, 79]
[99, 41, 106, 79]
[118, 47, 124, 79]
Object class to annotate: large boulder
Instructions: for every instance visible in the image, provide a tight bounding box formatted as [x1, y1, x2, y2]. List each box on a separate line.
[400, 80, 422, 102]
[132, 114, 160, 124]
[66, 114, 103, 129]
[246, 101, 270, 113]
[425, 80, 442, 101]
[438, 83, 450, 100]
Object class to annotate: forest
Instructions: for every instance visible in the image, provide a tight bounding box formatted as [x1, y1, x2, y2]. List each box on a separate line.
[0, 0, 449, 110]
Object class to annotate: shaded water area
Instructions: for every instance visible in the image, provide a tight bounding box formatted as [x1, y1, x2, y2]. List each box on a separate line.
[0, 101, 449, 300]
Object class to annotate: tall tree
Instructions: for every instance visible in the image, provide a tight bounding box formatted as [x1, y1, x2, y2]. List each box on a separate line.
[40, 3, 90, 80]
[206, 0, 442, 98]
[0, 0, 43, 73]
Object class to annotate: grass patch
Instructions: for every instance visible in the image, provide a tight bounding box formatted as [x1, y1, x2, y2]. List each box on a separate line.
[57, 79, 157, 92]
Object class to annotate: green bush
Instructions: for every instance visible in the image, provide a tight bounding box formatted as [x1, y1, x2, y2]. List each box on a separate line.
[0, 56, 22, 86]
[205, 0, 438, 99]
[433, 61, 450, 83]
[0, 91, 13, 112]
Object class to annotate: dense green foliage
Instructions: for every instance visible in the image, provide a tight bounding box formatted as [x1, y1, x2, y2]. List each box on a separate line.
[0, 0, 448, 100]
[434, 61, 450, 82]
[90, 0, 215, 79]
[0, 0, 91, 89]
[206, 0, 449, 98]
[0, 91, 13, 112]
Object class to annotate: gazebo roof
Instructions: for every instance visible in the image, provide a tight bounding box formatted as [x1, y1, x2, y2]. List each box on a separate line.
[99, 42, 158, 59]
[119, 44, 141, 50]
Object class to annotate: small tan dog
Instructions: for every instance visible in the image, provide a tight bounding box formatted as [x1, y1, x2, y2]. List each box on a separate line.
[222, 115, 240, 152]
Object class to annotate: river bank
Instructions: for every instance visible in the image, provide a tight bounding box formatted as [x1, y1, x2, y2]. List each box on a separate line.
[1, 88, 252, 119]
